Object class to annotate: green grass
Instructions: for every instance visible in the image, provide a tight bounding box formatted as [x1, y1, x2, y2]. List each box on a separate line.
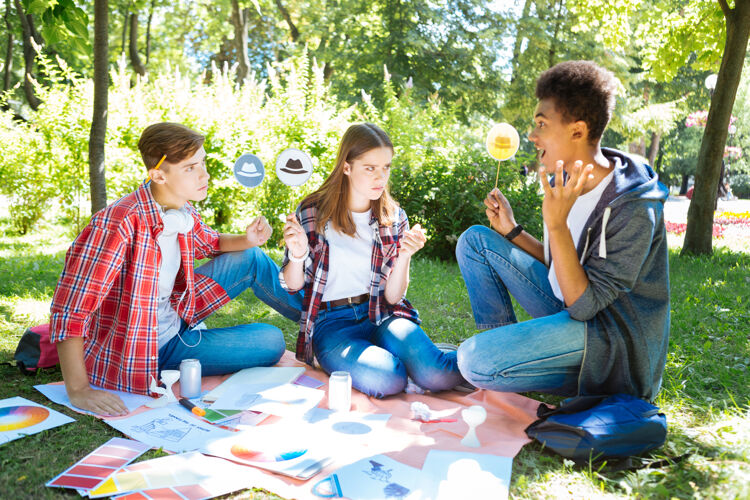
[1, 216, 748, 499]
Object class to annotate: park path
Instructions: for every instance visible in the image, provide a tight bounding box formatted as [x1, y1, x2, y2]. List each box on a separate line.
[664, 197, 750, 223]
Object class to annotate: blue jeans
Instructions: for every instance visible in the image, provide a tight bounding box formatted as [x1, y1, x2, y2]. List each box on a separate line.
[455, 225, 585, 396]
[159, 247, 303, 375]
[312, 302, 463, 398]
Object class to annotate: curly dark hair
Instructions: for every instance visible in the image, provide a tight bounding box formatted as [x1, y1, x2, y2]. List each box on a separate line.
[535, 60, 617, 143]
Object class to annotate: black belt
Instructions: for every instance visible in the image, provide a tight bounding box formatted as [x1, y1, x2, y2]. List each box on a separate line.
[321, 293, 370, 311]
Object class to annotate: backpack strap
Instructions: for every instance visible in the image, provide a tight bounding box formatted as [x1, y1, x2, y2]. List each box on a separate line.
[535, 395, 609, 419]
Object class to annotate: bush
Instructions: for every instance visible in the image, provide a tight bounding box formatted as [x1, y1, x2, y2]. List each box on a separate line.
[731, 173, 750, 199]
[357, 69, 542, 259]
[0, 53, 542, 258]
[390, 148, 541, 259]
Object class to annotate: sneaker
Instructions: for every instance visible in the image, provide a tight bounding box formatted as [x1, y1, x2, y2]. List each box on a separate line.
[435, 342, 458, 353]
[405, 377, 426, 395]
[436, 343, 476, 393]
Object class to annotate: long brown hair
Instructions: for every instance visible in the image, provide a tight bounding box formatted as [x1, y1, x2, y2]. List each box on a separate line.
[302, 123, 398, 235]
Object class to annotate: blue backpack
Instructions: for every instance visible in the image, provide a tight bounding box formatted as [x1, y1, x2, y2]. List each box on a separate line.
[525, 394, 667, 462]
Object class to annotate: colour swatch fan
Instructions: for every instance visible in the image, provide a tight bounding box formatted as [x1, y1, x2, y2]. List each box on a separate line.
[0, 396, 74, 445]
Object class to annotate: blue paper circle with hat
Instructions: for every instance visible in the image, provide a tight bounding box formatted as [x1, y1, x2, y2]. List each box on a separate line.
[233, 153, 265, 188]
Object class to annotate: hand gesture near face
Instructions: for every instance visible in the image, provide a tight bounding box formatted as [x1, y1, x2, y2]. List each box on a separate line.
[245, 215, 273, 247]
[283, 213, 309, 259]
[484, 188, 517, 235]
[539, 160, 594, 231]
[400, 224, 426, 257]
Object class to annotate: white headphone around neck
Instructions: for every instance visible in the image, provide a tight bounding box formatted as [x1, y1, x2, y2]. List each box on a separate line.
[161, 207, 193, 235]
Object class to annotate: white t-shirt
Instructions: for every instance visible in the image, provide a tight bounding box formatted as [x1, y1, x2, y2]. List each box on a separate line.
[322, 210, 374, 302]
[548, 170, 614, 302]
[149, 188, 185, 348]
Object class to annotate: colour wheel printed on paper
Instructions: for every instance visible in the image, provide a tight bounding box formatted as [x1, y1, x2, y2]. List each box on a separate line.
[230, 443, 306, 462]
[0, 405, 49, 431]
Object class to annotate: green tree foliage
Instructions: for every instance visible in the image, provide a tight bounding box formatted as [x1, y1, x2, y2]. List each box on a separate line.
[0, 50, 541, 258]
[357, 69, 542, 259]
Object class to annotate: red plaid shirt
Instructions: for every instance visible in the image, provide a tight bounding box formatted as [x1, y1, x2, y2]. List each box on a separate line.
[49, 183, 231, 395]
[279, 203, 420, 365]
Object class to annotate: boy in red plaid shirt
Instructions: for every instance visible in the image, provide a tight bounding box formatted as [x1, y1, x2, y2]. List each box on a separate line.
[50, 123, 301, 416]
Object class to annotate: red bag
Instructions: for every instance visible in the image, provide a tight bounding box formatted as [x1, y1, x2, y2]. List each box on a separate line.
[13, 324, 59, 374]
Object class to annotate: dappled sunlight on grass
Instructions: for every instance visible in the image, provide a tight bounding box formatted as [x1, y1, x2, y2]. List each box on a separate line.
[0, 214, 748, 498]
[5, 298, 52, 324]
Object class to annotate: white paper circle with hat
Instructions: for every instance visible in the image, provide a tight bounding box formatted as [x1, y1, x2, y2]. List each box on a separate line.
[233, 153, 265, 188]
[275, 148, 313, 187]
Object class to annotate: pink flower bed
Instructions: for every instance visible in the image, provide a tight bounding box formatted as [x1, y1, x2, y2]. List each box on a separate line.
[665, 221, 725, 238]
[665, 211, 750, 239]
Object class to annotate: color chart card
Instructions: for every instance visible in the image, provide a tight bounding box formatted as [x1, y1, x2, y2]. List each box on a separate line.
[0, 396, 75, 446]
[88, 451, 256, 499]
[46, 437, 150, 491]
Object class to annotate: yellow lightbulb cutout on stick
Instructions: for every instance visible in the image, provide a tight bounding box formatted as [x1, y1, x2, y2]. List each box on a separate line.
[485, 123, 520, 189]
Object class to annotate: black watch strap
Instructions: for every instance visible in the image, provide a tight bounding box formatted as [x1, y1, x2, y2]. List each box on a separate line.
[504, 224, 523, 241]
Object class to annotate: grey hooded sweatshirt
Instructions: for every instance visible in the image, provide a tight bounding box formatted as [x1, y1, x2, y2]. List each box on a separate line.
[547, 148, 670, 402]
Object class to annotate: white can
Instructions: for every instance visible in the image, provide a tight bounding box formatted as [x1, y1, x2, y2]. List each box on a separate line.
[179, 358, 202, 399]
[328, 371, 352, 412]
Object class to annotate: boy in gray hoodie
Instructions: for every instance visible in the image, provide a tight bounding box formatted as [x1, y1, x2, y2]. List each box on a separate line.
[456, 60, 669, 401]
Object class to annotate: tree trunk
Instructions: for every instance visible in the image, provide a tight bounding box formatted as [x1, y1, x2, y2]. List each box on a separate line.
[510, 0, 533, 84]
[682, 0, 750, 255]
[3, 0, 12, 91]
[89, 0, 109, 214]
[647, 131, 661, 167]
[680, 174, 689, 195]
[274, 0, 299, 42]
[547, 0, 564, 67]
[145, 0, 155, 64]
[14, 0, 40, 109]
[230, 0, 250, 83]
[120, 7, 128, 54]
[129, 12, 146, 75]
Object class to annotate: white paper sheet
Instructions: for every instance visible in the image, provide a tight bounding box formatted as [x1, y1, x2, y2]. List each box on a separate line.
[303, 408, 391, 439]
[201, 366, 305, 403]
[34, 383, 153, 416]
[104, 405, 233, 453]
[418, 450, 512, 500]
[211, 383, 324, 417]
[325, 454, 424, 500]
[0, 396, 75, 446]
[202, 422, 331, 479]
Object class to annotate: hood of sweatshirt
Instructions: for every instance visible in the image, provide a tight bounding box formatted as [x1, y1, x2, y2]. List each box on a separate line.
[544, 148, 669, 265]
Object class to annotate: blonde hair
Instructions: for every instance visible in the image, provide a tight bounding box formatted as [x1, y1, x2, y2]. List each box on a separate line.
[302, 123, 398, 235]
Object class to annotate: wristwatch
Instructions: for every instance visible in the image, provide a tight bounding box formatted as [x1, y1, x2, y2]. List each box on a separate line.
[504, 224, 524, 241]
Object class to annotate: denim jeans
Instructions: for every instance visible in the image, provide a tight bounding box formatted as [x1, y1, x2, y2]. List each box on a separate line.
[158, 247, 303, 375]
[312, 302, 463, 398]
[455, 225, 585, 396]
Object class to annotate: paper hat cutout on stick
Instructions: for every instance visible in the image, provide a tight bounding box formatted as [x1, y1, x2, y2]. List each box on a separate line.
[485, 123, 520, 161]
[276, 148, 313, 187]
[233, 153, 265, 188]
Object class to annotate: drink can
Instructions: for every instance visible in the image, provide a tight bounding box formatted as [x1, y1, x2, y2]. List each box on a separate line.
[328, 371, 351, 412]
[179, 358, 202, 399]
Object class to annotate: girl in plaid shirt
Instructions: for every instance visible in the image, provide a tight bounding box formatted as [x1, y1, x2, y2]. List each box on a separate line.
[280, 123, 464, 398]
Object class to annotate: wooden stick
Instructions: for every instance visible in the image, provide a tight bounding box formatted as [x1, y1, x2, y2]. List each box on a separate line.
[494, 159, 501, 190]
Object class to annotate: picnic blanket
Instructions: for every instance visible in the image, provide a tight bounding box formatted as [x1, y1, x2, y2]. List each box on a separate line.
[39, 351, 541, 499]
[191, 351, 539, 500]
